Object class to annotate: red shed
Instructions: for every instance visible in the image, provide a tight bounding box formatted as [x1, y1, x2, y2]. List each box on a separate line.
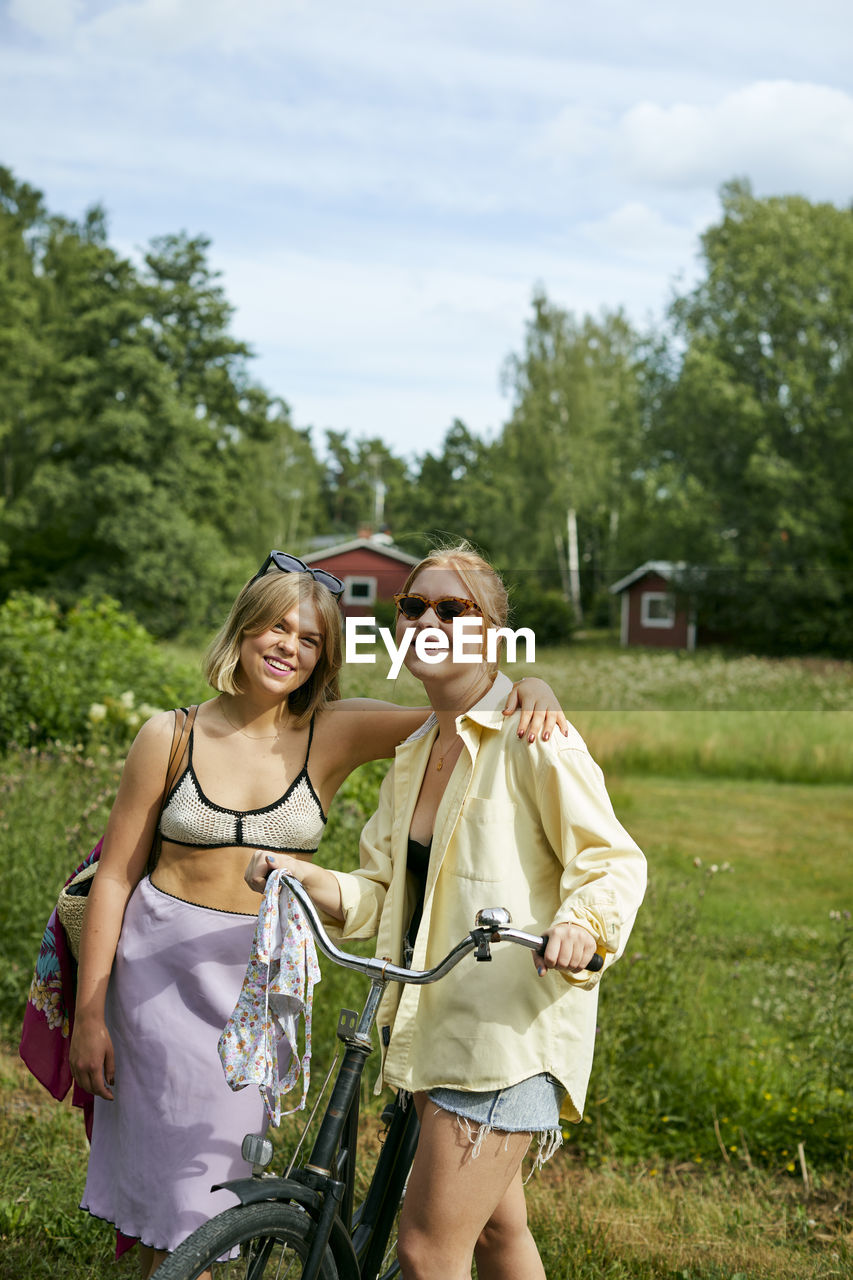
[301, 537, 419, 618]
[609, 561, 696, 650]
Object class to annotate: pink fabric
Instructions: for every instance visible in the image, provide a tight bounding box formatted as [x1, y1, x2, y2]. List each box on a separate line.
[19, 840, 102, 1137]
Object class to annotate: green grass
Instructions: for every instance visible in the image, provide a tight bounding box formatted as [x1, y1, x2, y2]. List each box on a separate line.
[512, 644, 853, 711]
[0, 1057, 108, 1279]
[2, 1041, 849, 1280]
[609, 776, 850, 934]
[573, 709, 853, 783]
[336, 643, 853, 782]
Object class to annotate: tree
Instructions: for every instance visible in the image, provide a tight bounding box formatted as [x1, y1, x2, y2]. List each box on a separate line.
[406, 420, 506, 558]
[0, 170, 53, 569]
[0, 169, 328, 635]
[320, 431, 414, 541]
[651, 180, 853, 652]
[498, 291, 648, 619]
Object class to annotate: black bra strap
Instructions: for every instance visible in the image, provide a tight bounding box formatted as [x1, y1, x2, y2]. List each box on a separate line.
[303, 714, 316, 768]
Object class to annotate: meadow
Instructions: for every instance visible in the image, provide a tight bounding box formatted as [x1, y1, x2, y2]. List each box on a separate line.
[0, 642, 850, 1278]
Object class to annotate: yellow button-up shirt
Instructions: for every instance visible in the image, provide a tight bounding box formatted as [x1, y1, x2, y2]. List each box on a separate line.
[325, 672, 646, 1121]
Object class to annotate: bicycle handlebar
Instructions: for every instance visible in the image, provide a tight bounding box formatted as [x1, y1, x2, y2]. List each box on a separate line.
[280, 873, 604, 984]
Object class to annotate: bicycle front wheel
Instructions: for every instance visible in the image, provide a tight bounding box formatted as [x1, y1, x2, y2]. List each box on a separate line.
[153, 1201, 340, 1280]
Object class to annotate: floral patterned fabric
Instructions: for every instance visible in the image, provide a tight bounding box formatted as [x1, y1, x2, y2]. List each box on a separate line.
[19, 839, 103, 1132]
[218, 870, 320, 1125]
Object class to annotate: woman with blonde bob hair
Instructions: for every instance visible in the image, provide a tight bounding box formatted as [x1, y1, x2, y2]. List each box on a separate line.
[71, 549, 567, 1278]
[250, 543, 646, 1280]
[204, 569, 343, 719]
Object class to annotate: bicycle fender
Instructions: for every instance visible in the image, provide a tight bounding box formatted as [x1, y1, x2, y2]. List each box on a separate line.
[213, 1178, 359, 1274]
[213, 1176, 322, 1213]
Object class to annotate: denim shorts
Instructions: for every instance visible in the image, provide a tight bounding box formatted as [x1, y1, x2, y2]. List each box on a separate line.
[428, 1073, 565, 1171]
[429, 1072, 564, 1133]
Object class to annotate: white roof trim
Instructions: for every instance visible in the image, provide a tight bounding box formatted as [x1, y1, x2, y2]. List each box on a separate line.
[609, 561, 686, 595]
[301, 538, 419, 567]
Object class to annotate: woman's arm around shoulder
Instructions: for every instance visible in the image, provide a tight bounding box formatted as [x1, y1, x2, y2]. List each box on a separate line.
[315, 678, 571, 786]
[502, 676, 569, 742]
[318, 698, 430, 772]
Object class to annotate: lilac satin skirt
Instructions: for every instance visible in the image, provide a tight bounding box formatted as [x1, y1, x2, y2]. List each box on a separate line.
[81, 878, 263, 1253]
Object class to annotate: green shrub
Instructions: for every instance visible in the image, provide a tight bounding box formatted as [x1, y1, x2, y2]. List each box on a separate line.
[0, 592, 198, 751]
[371, 598, 399, 631]
[508, 580, 575, 646]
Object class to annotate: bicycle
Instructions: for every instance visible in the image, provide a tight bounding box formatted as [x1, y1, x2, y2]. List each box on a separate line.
[153, 874, 604, 1280]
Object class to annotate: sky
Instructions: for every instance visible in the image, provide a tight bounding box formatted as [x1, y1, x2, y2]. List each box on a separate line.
[2, 0, 852, 460]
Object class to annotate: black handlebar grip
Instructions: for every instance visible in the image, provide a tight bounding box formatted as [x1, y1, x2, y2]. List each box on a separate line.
[538, 935, 605, 972]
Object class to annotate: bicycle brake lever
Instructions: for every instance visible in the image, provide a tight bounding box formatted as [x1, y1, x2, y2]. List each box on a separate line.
[471, 928, 493, 962]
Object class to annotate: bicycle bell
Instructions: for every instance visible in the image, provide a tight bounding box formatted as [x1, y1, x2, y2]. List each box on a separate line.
[475, 907, 512, 929]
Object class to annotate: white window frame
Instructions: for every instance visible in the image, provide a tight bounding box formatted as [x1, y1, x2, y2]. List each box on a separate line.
[640, 590, 676, 628]
[343, 576, 377, 606]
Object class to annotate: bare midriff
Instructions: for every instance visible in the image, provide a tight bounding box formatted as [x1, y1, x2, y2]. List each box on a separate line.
[150, 843, 316, 914]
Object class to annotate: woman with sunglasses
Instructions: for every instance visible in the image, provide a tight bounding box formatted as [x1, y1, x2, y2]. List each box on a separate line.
[249, 544, 646, 1280]
[69, 551, 566, 1279]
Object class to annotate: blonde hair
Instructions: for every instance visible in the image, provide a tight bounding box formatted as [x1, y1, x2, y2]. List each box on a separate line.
[399, 541, 509, 671]
[203, 572, 342, 725]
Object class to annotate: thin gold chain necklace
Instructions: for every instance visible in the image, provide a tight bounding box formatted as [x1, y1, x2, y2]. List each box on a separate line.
[433, 676, 491, 770]
[219, 701, 285, 741]
[434, 735, 462, 772]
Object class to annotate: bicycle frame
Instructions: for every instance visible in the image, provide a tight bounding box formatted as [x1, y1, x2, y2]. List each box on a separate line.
[209, 878, 603, 1280]
[213, 993, 397, 1280]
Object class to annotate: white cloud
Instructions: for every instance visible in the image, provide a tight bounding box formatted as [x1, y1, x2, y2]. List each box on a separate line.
[577, 202, 700, 265]
[9, 0, 81, 40]
[621, 81, 853, 201]
[217, 249, 527, 376]
[82, 0, 312, 54]
[206, 234, 692, 455]
[532, 105, 611, 165]
[4, 3, 852, 457]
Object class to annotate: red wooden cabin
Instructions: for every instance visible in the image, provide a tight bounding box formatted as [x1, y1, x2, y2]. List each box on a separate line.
[609, 561, 696, 650]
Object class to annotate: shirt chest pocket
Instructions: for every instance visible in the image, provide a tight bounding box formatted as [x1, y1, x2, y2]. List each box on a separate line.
[445, 796, 518, 882]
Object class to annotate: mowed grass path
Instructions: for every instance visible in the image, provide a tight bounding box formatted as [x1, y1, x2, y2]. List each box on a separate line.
[610, 775, 850, 934]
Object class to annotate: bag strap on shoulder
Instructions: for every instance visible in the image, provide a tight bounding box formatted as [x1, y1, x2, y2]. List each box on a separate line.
[147, 705, 199, 878]
[163, 704, 199, 801]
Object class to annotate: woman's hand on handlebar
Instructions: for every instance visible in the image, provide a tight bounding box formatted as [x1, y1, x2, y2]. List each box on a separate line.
[244, 851, 346, 921]
[244, 850, 304, 894]
[534, 922, 598, 976]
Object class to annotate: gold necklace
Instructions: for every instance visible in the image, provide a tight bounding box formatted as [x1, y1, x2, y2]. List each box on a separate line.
[434, 734, 462, 772]
[219, 701, 284, 741]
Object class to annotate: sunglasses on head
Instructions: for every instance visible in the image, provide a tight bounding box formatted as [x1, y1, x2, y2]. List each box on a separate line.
[253, 551, 345, 600]
[394, 592, 479, 622]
